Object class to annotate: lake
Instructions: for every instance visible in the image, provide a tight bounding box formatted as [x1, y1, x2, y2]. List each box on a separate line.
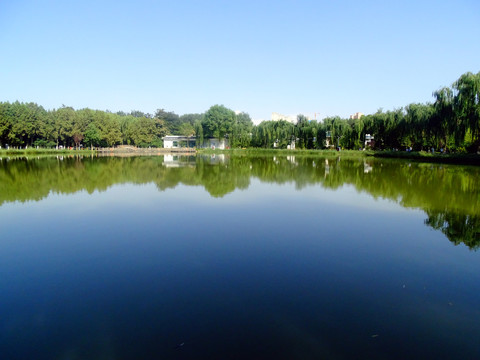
[0, 154, 479, 359]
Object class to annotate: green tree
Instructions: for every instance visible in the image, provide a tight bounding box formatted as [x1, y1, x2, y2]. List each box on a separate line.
[178, 122, 195, 136]
[194, 120, 204, 145]
[453, 71, 480, 150]
[129, 117, 156, 146]
[202, 105, 236, 140]
[432, 87, 454, 150]
[84, 123, 101, 148]
[0, 102, 14, 147]
[231, 112, 253, 148]
[155, 109, 181, 134]
[94, 111, 121, 147]
[179, 113, 203, 125]
[52, 106, 76, 148]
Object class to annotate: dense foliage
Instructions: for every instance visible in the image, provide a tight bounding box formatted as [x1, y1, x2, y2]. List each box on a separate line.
[0, 104, 169, 148]
[1, 72, 479, 152]
[252, 72, 479, 153]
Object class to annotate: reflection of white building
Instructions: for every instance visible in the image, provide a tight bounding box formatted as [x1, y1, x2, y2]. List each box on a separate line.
[364, 161, 372, 173]
[163, 154, 196, 168]
[197, 153, 227, 164]
[207, 153, 226, 164]
[287, 155, 297, 165]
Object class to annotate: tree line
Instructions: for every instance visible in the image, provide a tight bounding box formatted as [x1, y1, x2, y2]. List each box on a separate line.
[0, 102, 255, 149]
[1, 71, 479, 152]
[252, 71, 480, 153]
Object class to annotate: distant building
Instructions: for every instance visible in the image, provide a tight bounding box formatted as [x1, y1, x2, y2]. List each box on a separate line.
[349, 112, 364, 120]
[162, 135, 229, 150]
[163, 135, 196, 149]
[271, 112, 298, 124]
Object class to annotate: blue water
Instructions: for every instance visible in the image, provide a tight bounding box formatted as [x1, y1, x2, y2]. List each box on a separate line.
[0, 156, 479, 359]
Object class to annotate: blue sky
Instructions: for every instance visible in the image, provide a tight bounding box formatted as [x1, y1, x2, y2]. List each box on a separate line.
[1, 0, 479, 123]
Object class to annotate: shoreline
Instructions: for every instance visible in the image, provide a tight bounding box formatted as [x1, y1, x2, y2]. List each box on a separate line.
[198, 148, 480, 165]
[0, 147, 196, 156]
[2, 147, 479, 165]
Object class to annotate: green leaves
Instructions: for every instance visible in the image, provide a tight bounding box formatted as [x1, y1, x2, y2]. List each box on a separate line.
[252, 120, 295, 148]
[203, 105, 236, 140]
[84, 123, 101, 148]
[453, 72, 480, 147]
[1, 71, 479, 152]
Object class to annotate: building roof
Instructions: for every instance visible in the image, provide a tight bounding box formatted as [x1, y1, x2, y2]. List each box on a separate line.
[162, 135, 196, 141]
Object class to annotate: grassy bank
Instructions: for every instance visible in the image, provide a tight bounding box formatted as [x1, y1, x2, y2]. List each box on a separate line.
[370, 150, 480, 165]
[3, 147, 479, 165]
[198, 148, 372, 158]
[0, 147, 194, 159]
[0, 148, 97, 156]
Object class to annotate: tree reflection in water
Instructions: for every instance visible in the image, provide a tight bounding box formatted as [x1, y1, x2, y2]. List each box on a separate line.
[1, 154, 479, 249]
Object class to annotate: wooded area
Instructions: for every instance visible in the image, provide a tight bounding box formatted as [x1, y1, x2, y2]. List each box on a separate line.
[1, 71, 479, 152]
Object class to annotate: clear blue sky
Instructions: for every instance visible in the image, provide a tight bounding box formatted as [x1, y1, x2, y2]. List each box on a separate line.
[1, 0, 479, 123]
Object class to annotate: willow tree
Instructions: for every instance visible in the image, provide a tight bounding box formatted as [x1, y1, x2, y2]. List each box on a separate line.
[231, 112, 253, 148]
[403, 103, 433, 150]
[453, 71, 480, 149]
[432, 87, 454, 149]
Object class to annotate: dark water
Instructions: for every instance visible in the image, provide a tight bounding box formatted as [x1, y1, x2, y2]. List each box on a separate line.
[0, 154, 479, 359]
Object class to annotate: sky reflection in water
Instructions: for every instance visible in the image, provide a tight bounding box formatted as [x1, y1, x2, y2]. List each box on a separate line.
[0, 155, 479, 359]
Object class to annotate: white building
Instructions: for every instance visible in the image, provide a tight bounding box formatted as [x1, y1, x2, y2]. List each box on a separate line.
[162, 136, 229, 150]
[271, 112, 297, 124]
[349, 112, 364, 120]
[162, 136, 196, 149]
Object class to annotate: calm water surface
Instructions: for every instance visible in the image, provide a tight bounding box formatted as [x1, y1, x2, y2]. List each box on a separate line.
[0, 154, 479, 359]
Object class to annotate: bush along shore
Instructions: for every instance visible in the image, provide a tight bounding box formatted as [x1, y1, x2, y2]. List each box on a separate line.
[0, 148, 96, 155]
[197, 148, 480, 165]
[0, 145, 195, 155]
[369, 150, 480, 165]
